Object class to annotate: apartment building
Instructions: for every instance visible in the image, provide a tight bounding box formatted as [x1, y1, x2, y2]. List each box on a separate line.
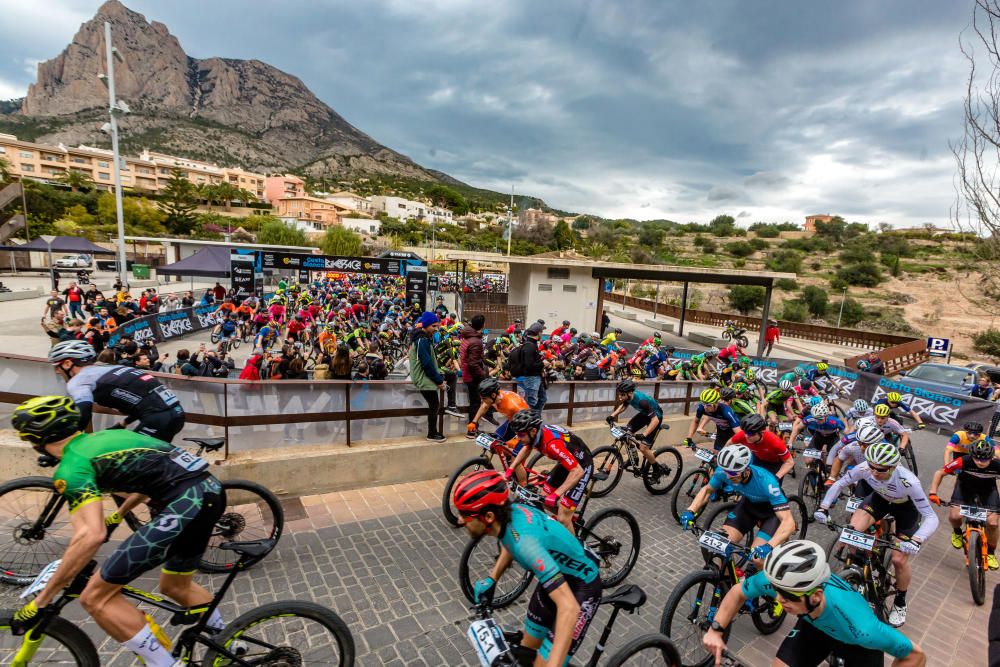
[326, 190, 375, 215]
[264, 174, 305, 203]
[370, 195, 453, 224]
[138, 150, 266, 200]
[273, 195, 351, 229]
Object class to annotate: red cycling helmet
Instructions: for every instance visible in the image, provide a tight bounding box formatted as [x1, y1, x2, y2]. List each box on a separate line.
[453, 470, 509, 516]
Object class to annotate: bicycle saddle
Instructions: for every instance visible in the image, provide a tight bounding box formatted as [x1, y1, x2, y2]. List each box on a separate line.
[183, 437, 225, 452]
[220, 539, 276, 558]
[599, 584, 646, 612]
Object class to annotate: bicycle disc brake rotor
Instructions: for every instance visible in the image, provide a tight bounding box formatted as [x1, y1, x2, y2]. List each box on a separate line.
[14, 521, 44, 544]
[258, 646, 302, 667]
[216, 512, 247, 539]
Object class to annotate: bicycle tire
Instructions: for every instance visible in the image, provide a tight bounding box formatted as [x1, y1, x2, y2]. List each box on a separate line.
[0, 476, 71, 585]
[659, 568, 729, 667]
[901, 445, 918, 476]
[583, 507, 640, 588]
[210, 331, 221, 344]
[442, 456, 495, 527]
[200, 480, 284, 573]
[231, 336, 241, 350]
[0, 612, 100, 666]
[969, 529, 987, 605]
[721, 331, 732, 342]
[203, 600, 355, 667]
[797, 470, 822, 518]
[590, 445, 624, 498]
[671, 469, 711, 525]
[526, 451, 557, 478]
[785, 494, 810, 540]
[736, 335, 749, 348]
[643, 446, 683, 495]
[603, 632, 682, 667]
[458, 535, 532, 608]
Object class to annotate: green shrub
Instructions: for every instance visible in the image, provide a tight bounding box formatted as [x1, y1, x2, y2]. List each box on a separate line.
[749, 238, 769, 251]
[973, 328, 1000, 361]
[724, 241, 755, 258]
[751, 224, 781, 238]
[836, 262, 883, 287]
[802, 285, 829, 317]
[775, 278, 799, 291]
[693, 235, 717, 253]
[766, 249, 803, 273]
[733, 259, 747, 268]
[833, 297, 865, 328]
[780, 300, 809, 322]
[728, 285, 766, 315]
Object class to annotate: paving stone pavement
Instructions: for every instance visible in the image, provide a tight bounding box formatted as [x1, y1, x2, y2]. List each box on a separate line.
[0, 444, 991, 666]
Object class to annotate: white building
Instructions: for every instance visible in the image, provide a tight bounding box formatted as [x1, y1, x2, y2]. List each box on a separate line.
[326, 191, 375, 215]
[371, 195, 454, 224]
[342, 217, 382, 236]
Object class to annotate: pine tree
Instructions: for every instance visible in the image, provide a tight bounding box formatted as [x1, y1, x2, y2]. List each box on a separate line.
[160, 168, 198, 235]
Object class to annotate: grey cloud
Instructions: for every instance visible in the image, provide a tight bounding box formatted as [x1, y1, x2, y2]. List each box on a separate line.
[707, 186, 745, 202]
[744, 172, 791, 189]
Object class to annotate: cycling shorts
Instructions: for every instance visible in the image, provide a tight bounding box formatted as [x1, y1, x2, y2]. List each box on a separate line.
[808, 431, 840, 451]
[134, 407, 186, 444]
[101, 476, 224, 584]
[776, 616, 884, 667]
[860, 493, 920, 539]
[546, 462, 593, 509]
[723, 497, 785, 542]
[627, 413, 661, 445]
[950, 481, 1000, 509]
[525, 571, 601, 660]
[713, 428, 735, 452]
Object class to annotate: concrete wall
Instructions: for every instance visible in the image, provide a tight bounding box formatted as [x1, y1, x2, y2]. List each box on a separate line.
[508, 267, 531, 308]
[523, 264, 599, 333]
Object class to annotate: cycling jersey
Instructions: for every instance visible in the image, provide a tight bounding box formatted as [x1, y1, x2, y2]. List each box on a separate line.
[67, 364, 181, 424]
[764, 389, 792, 408]
[708, 464, 787, 507]
[942, 454, 1000, 508]
[529, 425, 591, 472]
[826, 440, 864, 468]
[628, 390, 662, 419]
[802, 414, 846, 436]
[844, 407, 872, 423]
[494, 389, 530, 420]
[947, 430, 991, 457]
[822, 462, 939, 542]
[690, 353, 708, 368]
[695, 402, 740, 431]
[729, 398, 757, 417]
[873, 397, 914, 416]
[730, 430, 791, 464]
[741, 572, 914, 659]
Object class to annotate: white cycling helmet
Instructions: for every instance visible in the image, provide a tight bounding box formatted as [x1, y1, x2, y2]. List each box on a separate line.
[47, 340, 97, 364]
[855, 424, 884, 446]
[706, 347, 720, 357]
[810, 403, 830, 420]
[865, 442, 901, 468]
[852, 399, 869, 414]
[716, 445, 753, 475]
[763, 540, 831, 593]
[778, 379, 793, 392]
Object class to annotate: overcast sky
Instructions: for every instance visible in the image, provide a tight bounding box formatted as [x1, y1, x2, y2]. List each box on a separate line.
[0, 0, 977, 226]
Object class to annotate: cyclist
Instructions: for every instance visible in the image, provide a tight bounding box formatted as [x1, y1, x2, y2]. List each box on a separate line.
[741, 367, 767, 401]
[874, 391, 926, 430]
[453, 470, 601, 667]
[217, 313, 239, 350]
[928, 438, 1000, 565]
[726, 385, 757, 419]
[845, 398, 873, 428]
[10, 396, 227, 667]
[254, 319, 279, 352]
[49, 340, 185, 443]
[607, 379, 669, 475]
[728, 414, 794, 481]
[816, 442, 939, 627]
[599, 327, 622, 349]
[690, 347, 719, 381]
[761, 379, 797, 431]
[644, 345, 673, 379]
[467, 377, 529, 441]
[702, 540, 927, 666]
[664, 359, 696, 381]
[806, 361, 836, 393]
[684, 388, 741, 452]
[824, 423, 885, 491]
[944, 421, 989, 466]
[506, 409, 594, 533]
[789, 402, 846, 457]
[680, 444, 798, 566]
[858, 404, 912, 458]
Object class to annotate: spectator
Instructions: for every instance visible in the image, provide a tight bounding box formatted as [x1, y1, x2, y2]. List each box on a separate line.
[460, 313, 487, 424]
[212, 282, 227, 301]
[240, 351, 264, 380]
[764, 318, 780, 357]
[200, 289, 215, 306]
[181, 291, 195, 308]
[353, 361, 370, 380]
[971, 374, 995, 400]
[508, 321, 546, 411]
[176, 348, 201, 376]
[601, 311, 611, 337]
[312, 352, 332, 380]
[433, 296, 449, 320]
[331, 344, 353, 380]
[62, 282, 85, 320]
[286, 354, 307, 380]
[96, 348, 117, 364]
[409, 311, 446, 441]
[865, 350, 885, 376]
[43, 289, 65, 319]
[41, 312, 73, 344]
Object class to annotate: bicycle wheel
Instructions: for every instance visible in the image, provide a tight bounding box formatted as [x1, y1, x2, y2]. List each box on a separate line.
[736, 335, 749, 348]
[785, 495, 810, 540]
[969, 529, 987, 606]
[700, 502, 752, 554]
[721, 331, 732, 342]
[210, 330, 221, 344]
[603, 632, 682, 667]
[797, 469, 823, 518]
[670, 469, 710, 525]
[659, 569, 728, 667]
[527, 451, 557, 478]
[458, 535, 532, 608]
[200, 481, 284, 573]
[750, 595, 786, 634]
[0, 613, 100, 666]
[442, 456, 496, 527]
[643, 446, 683, 495]
[203, 600, 355, 667]
[590, 445, 624, 498]
[231, 336, 242, 350]
[583, 507, 640, 587]
[0, 477, 71, 585]
[900, 445, 918, 476]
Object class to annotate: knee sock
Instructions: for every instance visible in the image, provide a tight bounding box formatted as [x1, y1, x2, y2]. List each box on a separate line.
[894, 590, 907, 607]
[123, 625, 176, 667]
[207, 609, 225, 632]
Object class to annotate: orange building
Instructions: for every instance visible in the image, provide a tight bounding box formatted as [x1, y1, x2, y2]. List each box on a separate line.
[264, 174, 305, 203]
[274, 195, 351, 229]
[804, 214, 834, 233]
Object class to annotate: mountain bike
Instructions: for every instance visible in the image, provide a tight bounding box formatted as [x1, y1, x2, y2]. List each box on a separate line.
[467, 584, 681, 666]
[720, 322, 748, 349]
[458, 481, 641, 607]
[824, 519, 899, 623]
[942, 501, 997, 605]
[698, 493, 809, 554]
[0, 539, 354, 666]
[659, 526, 785, 667]
[669, 443, 740, 525]
[795, 439, 828, 517]
[589, 422, 683, 497]
[0, 437, 283, 584]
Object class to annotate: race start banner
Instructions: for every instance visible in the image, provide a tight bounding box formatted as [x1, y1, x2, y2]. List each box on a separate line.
[107, 305, 230, 348]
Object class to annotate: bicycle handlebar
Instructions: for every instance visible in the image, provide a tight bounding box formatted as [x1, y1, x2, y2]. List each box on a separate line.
[824, 521, 901, 551]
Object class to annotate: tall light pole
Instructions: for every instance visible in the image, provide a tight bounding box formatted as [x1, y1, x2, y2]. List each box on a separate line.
[101, 21, 129, 288]
[836, 286, 848, 328]
[506, 186, 514, 257]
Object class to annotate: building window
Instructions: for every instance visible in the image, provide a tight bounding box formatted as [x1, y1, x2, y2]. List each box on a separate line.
[562, 285, 577, 293]
[547, 268, 570, 280]
[20, 164, 34, 172]
[70, 157, 88, 164]
[19, 151, 33, 159]
[98, 172, 110, 180]
[538, 284, 553, 292]
[97, 160, 109, 168]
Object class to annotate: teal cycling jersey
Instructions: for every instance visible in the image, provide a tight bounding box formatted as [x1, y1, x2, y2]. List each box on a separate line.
[499, 503, 599, 589]
[709, 464, 787, 507]
[629, 390, 662, 419]
[741, 572, 913, 659]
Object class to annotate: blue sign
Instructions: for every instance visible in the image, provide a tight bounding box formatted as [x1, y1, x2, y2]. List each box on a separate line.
[927, 337, 950, 358]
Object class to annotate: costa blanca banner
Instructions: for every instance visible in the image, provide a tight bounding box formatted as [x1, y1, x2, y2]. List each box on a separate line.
[155, 309, 195, 341]
[105, 304, 232, 347]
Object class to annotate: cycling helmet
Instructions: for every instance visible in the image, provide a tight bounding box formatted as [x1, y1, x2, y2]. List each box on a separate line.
[808, 396, 823, 407]
[965, 422, 985, 436]
[763, 540, 830, 594]
[706, 347, 720, 357]
[886, 391, 902, 403]
[778, 379, 793, 392]
[793, 367, 806, 378]
[699, 388, 721, 405]
[720, 387, 735, 401]
[12, 395, 81, 448]
[799, 379, 812, 391]
[865, 442, 901, 468]
[738, 356, 751, 367]
[740, 414, 767, 434]
[452, 470, 510, 515]
[562, 320, 570, 326]
[853, 399, 869, 414]
[614, 328, 622, 335]
[617, 379, 636, 394]
[744, 369, 756, 382]
[857, 359, 871, 371]
[815, 362, 829, 372]
[478, 378, 501, 397]
[653, 331, 662, 339]
[856, 423, 885, 446]
[810, 403, 830, 420]
[47, 340, 96, 365]
[716, 445, 753, 474]
[510, 409, 543, 433]
[971, 439, 995, 461]
[733, 382, 749, 394]
[873, 404, 891, 418]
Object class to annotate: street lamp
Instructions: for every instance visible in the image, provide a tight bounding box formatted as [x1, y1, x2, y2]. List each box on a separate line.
[99, 21, 129, 288]
[836, 286, 848, 328]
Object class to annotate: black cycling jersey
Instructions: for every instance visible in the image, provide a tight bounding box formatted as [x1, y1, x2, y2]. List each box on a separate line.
[66, 364, 182, 424]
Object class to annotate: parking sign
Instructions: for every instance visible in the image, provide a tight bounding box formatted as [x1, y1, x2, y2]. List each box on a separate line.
[927, 337, 950, 358]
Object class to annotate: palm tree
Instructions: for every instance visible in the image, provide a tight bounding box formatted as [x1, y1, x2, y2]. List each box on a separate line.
[0, 156, 12, 185]
[57, 169, 93, 193]
[197, 183, 219, 211]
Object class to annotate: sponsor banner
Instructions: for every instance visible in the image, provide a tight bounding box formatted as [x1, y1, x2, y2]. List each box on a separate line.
[108, 304, 238, 347]
[230, 250, 256, 299]
[193, 303, 227, 329]
[107, 316, 157, 348]
[155, 309, 194, 341]
[259, 251, 402, 275]
[406, 264, 428, 312]
[844, 370, 997, 430]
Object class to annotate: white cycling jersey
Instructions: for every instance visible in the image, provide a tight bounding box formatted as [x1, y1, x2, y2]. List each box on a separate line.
[822, 461, 939, 543]
[845, 407, 873, 424]
[825, 441, 863, 467]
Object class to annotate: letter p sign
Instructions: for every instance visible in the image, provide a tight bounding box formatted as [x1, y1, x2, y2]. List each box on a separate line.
[927, 337, 950, 359]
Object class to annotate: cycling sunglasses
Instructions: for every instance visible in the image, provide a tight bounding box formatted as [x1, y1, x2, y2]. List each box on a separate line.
[723, 469, 746, 479]
[773, 586, 816, 601]
[869, 464, 895, 473]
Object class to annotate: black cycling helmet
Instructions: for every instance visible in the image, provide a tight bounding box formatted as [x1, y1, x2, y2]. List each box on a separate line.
[740, 413, 767, 434]
[719, 387, 736, 401]
[799, 379, 812, 390]
[614, 328, 622, 335]
[478, 378, 501, 397]
[617, 379, 636, 394]
[510, 409, 543, 433]
[12, 395, 81, 450]
[971, 438, 995, 461]
[965, 422, 985, 436]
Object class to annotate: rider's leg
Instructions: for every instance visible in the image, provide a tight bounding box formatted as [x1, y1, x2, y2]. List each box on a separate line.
[80, 576, 176, 666]
[988, 512, 999, 552]
[891, 549, 911, 599]
[556, 504, 575, 533]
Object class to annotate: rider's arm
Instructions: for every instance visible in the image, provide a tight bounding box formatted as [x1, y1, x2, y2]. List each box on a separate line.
[768, 507, 797, 547]
[609, 399, 626, 420]
[928, 466, 952, 497]
[470, 397, 491, 426]
[688, 472, 723, 514]
[775, 455, 795, 481]
[702, 573, 753, 661]
[820, 465, 862, 509]
[488, 544, 513, 582]
[553, 465, 584, 499]
[114, 492, 150, 518]
[544, 581, 582, 667]
[34, 501, 104, 607]
[686, 408, 703, 439]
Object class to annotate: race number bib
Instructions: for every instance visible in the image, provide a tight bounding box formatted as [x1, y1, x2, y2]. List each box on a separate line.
[778, 423, 793, 433]
[169, 448, 209, 473]
[475, 433, 496, 450]
[610, 425, 628, 440]
[153, 385, 179, 407]
[698, 530, 733, 556]
[961, 506, 988, 523]
[845, 497, 862, 513]
[694, 448, 715, 463]
[467, 618, 509, 667]
[802, 449, 822, 460]
[838, 528, 875, 552]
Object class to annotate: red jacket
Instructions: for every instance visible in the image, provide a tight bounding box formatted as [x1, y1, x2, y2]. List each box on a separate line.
[765, 326, 780, 343]
[459, 325, 486, 383]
